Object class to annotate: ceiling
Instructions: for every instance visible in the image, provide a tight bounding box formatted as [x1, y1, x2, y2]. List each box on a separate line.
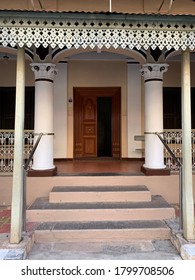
[0, 0, 195, 15]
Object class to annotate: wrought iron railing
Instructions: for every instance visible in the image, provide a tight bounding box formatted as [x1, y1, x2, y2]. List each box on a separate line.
[1, 129, 195, 173]
[0, 130, 34, 174]
[163, 129, 195, 171]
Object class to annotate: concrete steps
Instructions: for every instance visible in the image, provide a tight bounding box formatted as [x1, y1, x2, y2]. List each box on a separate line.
[27, 195, 175, 222]
[49, 185, 151, 203]
[34, 220, 171, 243]
[26, 184, 175, 242]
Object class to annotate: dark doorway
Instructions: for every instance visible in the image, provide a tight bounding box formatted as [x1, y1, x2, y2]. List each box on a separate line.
[97, 97, 112, 157]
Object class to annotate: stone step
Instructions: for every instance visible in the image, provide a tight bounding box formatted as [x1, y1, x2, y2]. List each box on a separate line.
[34, 220, 171, 243]
[49, 185, 151, 203]
[27, 195, 175, 222]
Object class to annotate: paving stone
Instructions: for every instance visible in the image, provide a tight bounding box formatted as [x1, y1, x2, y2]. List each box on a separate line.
[4, 249, 25, 260]
[152, 240, 180, 254]
[0, 249, 9, 260]
[26, 240, 182, 260]
[181, 244, 195, 260]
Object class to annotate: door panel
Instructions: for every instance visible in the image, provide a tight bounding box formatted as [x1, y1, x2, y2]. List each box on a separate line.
[82, 96, 97, 157]
[74, 92, 83, 157]
[83, 138, 96, 156]
[74, 87, 121, 158]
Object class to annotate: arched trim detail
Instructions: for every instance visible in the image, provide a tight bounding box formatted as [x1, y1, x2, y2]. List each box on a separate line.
[0, 11, 195, 51]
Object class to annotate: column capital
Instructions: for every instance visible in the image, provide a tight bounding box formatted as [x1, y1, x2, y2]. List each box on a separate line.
[141, 63, 169, 82]
[31, 63, 57, 82]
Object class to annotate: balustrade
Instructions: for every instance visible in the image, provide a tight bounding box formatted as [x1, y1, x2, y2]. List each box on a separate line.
[0, 130, 34, 174]
[163, 129, 195, 171]
[1, 129, 195, 173]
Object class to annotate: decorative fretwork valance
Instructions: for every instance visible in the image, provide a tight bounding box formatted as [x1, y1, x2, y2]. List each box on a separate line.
[0, 11, 195, 50]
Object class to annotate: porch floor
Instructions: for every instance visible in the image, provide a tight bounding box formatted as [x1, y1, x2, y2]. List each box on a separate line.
[54, 159, 145, 176]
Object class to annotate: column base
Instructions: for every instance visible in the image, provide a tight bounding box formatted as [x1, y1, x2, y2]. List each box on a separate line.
[141, 165, 170, 176]
[27, 166, 57, 177]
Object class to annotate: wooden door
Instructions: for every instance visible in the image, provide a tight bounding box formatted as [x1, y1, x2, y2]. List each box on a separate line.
[82, 95, 97, 157]
[74, 93, 97, 157]
[74, 87, 121, 158]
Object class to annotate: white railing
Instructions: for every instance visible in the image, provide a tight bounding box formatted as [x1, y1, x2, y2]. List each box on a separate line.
[0, 130, 34, 174]
[163, 129, 195, 171]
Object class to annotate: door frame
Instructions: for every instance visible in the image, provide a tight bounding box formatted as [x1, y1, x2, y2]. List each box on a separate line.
[73, 87, 121, 158]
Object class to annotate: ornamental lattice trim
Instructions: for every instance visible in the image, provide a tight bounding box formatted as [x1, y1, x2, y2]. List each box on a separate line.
[0, 11, 195, 50]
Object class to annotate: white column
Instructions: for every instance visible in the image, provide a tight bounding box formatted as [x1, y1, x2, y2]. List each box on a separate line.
[141, 63, 168, 169]
[31, 63, 57, 170]
[10, 47, 25, 244]
[54, 62, 68, 158]
[181, 51, 195, 240]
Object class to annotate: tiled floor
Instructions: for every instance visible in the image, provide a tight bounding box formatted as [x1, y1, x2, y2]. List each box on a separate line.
[54, 159, 144, 175]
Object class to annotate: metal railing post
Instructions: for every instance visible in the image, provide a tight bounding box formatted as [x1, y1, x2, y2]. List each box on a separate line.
[23, 168, 27, 232]
[22, 132, 54, 232]
[179, 166, 183, 230]
[22, 132, 43, 232]
[155, 132, 183, 231]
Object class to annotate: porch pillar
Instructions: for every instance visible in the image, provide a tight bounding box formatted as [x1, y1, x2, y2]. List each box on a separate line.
[181, 51, 195, 240]
[10, 47, 25, 244]
[30, 63, 57, 175]
[141, 63, 169, 175]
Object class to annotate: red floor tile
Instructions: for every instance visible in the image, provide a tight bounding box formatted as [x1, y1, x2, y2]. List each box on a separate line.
[0, 223, 10, 233]
[0, 209, 11, 219]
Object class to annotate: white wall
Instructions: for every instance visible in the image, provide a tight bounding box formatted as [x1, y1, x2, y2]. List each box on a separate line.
[127, 63, 142, 158]
[53, 62, 68, 158]
[164, 61, 195, 87]
[0, 60, 34, 86]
